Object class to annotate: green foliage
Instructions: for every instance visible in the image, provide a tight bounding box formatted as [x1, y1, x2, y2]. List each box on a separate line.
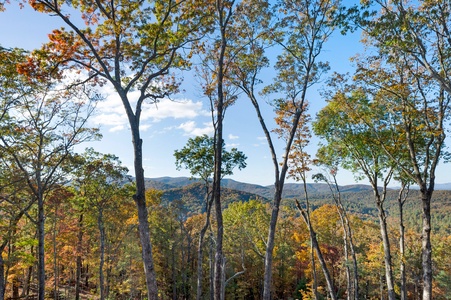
[174, 134, 247, 182]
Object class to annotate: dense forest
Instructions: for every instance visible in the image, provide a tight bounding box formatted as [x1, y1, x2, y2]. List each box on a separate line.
[2, 0, 451, 299]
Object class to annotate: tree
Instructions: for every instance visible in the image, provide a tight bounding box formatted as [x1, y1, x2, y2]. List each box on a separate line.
[222, 200, 269, 298]
[17, 1, 208, 298]
[193, 0, 250, 297]
[312, 166, 359, 300]
[229, 0, 339, 297]
[277, 103, 337, 300]
[0, 46, 34, 300]
[313, 82, 400, 300]
[174, 134, 246, 300]
[0, 47, 98, 299]
[352, 2, 451, 298]
[71, 148, 130, 300]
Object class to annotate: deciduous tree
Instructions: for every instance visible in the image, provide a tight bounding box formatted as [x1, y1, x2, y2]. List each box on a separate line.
[18, 1, 208, 298]
[228, 1, 339, 297]
[0, 47, 98, 299]
[352, 2, 451, 298]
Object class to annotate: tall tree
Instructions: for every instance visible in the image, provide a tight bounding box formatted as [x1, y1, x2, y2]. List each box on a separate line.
[312, 164, 359, 300]
[276, 103, 337, 300]
[194, 0, 248, 297]
[0, 46, 33, 300]
[313, 86, 398, 300]
[174, 134, 246, 300]
[353, 2, 451, 298]
[0, 47, 98, 300]
[229, 0, 339, 297]
[18, 1, 208, 298]
[71, 148, 129, 300]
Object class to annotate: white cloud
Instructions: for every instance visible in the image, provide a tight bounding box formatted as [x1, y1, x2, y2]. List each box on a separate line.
[91, 84, 209, 133]
[140, 124, 152, 132]
[178, 121, 214, 136]
[228, 134, 239, 140]
[110, 125, 125, 132]
[226, 143, 240, 148]
[141, 98, 209, 122]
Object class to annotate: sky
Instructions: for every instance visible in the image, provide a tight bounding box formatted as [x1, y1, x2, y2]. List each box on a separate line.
[0, 2, 449, 187]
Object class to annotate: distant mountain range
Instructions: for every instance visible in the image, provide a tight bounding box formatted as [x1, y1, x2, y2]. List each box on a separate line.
[144, 176, 376, 200]
[143, 177, 451, 235]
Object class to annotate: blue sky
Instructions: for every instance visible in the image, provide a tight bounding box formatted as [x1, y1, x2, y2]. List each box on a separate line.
[1, 3, 448, 187]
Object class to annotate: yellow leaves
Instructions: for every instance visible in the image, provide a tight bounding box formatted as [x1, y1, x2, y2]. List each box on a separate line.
[125, 214, 138, 226]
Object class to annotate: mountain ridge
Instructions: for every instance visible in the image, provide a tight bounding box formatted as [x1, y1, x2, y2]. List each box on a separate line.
[145, 176, 376, 199]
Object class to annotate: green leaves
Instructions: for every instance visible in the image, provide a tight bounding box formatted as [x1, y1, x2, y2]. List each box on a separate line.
[174, 134, 247, 181]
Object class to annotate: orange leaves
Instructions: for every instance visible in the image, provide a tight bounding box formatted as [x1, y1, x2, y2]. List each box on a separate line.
[29, 0, 48, 12]
[16, 28, 85, 82]
[16, 55, 51, 82]
[47, 28, 82, 61]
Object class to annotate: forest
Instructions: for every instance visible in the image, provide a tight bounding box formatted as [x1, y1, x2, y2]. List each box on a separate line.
[1, 0, 451, 299]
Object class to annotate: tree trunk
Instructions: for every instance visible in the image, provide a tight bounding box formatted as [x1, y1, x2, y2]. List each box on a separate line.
[342, 228, 351, 300]
[213, 4, 227, 297]
[38, 193, 45, 300]
[22, 261, 33, 298]
[12, 276, 20, 299]
[297, 204, 337, 300]
[52, 204, 59, 300]
[196, 191, 213, 300]
[420, 189, 432, 300]
[343, 212, 359, 300]
[75, 213, 84, 300]
[196, 228, 206, 300]
[172, 238, 177, 300]
[213, 155, 224, 300]
[311, 227, 337, 300]
[398, 185, 408, 300]
[209, 235, 214, 300]
[98, 209, 106, 300]
[263, 189, 282, 300]
[375, 201, 396, 300]
[348, 223, 359, 300]
[0, 253, 4, 300]
[327, 175, 359, 299]
[310, 242, 319, 300]
[130, 121, 159, 300]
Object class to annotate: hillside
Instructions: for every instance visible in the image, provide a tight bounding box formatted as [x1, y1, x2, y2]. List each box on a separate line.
[146, 177, 451, 233]
[146, 176, 373, 199]
[156, 181, 268, 214]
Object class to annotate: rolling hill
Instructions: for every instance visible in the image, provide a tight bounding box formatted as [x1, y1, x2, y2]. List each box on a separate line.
[144, 177, 451, 233]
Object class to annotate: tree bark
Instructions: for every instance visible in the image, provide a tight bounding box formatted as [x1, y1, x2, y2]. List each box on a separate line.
[296, 201, 337, 300]
[75, 213, 84, 300]
[52, 207, 59, 300]
[209, 235, 214, 300]
[131, 122, 159, 300]
[309, 221, 337, 300]
[420, 188, 432, 300]
[397, 185, 408, 300]
[375, 200, 396, 300]
[213, 1, 228, 297]
[38, 193, 45, 300]
[369, 175, 396, 300]
[0, 254, 4, 300]
[196, 188, 213, 300]
[263, 190, 282, 300]
[98, 208, 106, 300]
[310, 242, 319, 300]
[212, 118, 224, 300]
